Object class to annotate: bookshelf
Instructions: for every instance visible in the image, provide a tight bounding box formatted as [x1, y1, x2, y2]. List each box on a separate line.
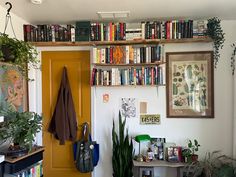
[0, 147, 44, 177]
[30, 38, 212, 47]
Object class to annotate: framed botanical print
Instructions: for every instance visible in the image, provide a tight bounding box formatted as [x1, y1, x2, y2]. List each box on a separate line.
[0, 62, 28, 112]
[166, 51, 214, 118]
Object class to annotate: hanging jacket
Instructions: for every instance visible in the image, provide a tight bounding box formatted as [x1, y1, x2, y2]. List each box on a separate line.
[48, 67, 77, 145]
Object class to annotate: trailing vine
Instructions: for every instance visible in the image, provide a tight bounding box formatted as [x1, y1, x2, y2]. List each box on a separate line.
[231, 43, 236, 75]
[206, 17, 225, 68]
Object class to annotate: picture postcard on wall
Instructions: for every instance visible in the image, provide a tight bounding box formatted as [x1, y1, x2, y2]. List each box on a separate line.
[0, 62, 28, 112]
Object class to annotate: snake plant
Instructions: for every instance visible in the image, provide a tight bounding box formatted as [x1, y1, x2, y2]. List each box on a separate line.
[112, 112, 133, 177]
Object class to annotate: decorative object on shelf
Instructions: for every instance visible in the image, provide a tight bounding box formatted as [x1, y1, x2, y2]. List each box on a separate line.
[112, 111, 133, 177]
[182, 139, 200, 163]
[0, 33, 39, 81]
[134, 134, 151, 162]
[206, 17, 225, 68]
[0, 107, 42, 156]
[0, 62, 28, 112]
[166, 51, 214, 118]
[230, 43, 236, 75]
[185, 151, 236, 177]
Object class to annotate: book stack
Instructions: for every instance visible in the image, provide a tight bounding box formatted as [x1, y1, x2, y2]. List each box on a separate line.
[23, 24, 75, 42]
[90, 22, 126, 41]
[91, 65, 165, 86]
[92, 45, 164, 64]
[6, 162, 43, 177]
[141, 20, 194, 39]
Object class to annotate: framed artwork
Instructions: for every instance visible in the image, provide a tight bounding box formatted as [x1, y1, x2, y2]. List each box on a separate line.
[0, 62, 28, 112]
[166, 51, 214, 118]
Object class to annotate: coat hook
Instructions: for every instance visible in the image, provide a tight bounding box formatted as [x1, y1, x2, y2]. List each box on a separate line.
[5, 2, 12, 15]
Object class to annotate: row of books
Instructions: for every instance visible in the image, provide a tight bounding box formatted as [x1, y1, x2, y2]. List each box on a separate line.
[6, 162, 42, 177]
[143, 20, 194, 40]
[90, 22, 126, 41]
[91, 66, 165, 86]
[23, 20, 207, 42]
[23, 24, 75, 42]
[93, 45, 164, 64]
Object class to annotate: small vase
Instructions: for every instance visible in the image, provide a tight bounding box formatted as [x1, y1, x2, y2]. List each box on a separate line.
[191, 154, 198, 162]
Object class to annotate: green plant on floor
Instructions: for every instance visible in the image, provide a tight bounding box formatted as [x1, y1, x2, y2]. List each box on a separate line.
[206, 17, 225, 68]
[112, 111, 133, 177]
[185, 151, 236, 177]
[0, 33, 39, 81]
[0, 107, 42, 150]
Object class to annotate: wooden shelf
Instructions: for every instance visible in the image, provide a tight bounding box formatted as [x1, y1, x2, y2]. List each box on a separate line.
[92, 85, 165, 87]
[133, 160, 185, 168]
[30, 37, 212, 47]
[5, 147, 44, 164]
[92, 62, 165, 67]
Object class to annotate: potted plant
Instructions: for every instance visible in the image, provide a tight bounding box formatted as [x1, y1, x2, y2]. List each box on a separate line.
[112, 112, 133, 177]
[183, 139, 200, 163]
[0, 107, 42, 156]
[185, 151, 236, 177]
[0, 33, 39, 81]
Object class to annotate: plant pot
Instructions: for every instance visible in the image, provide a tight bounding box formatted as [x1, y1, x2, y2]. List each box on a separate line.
[191, 154, 198, 162]
[5, 144, 29, 157]
[1, 45, 15, 62]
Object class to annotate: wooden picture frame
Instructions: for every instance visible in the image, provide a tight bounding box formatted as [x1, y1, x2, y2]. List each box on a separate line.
[0, 62, 28, 112]
[166, 51, 214, 118]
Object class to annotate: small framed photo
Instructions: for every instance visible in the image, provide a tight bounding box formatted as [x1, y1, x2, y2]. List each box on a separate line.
[0, 62, 28, 112]
[166, 51, 214, 118]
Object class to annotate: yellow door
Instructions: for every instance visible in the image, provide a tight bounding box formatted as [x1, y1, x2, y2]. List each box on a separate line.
[42, 51, 91, 177]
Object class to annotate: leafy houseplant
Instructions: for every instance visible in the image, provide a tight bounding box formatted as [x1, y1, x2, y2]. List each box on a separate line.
[112, 112, 133, 177]
[206, 17, 225, 68]
[185, 151, 236, 177]
[0, 107, 42, 152]
[0, 33, 39, 80]
[183, 139, 200, 163]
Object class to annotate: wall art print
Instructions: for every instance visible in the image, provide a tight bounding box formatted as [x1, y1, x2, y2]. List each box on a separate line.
[0, 62, 28, 112]
[120, 98, 137, 118]
[166, 51, 214, 118]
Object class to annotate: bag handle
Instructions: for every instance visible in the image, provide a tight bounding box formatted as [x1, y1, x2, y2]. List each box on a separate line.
[81, 122, 91, 142]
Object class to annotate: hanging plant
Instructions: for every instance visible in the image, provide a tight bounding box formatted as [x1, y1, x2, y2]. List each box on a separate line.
[0, 33, 39, 81]
[231, 43, 236, 75]
[206, 17, 225, 68]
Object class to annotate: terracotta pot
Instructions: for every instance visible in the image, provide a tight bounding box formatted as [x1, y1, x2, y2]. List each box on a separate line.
[191, 154, 198, 162]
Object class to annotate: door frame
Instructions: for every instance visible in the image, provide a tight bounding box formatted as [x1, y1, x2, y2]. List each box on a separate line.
[28, 46, 96, 177]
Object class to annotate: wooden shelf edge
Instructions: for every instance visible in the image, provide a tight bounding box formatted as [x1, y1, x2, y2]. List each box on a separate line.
[92, 62, 166, 66]
[30, 38, 212, 47]
[91, 85, 166, 87]
[5, 146, 45, 163]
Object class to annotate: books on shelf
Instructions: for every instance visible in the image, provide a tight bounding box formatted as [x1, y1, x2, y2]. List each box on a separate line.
[4, 161, 43, 177]
[23, 19, 208, 42]
[91, 65, 165, 86]
[93, 45, 164, 64]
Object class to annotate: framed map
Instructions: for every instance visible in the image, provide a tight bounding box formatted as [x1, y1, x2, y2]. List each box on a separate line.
[166, 51, 214, 118]
[0, 62, 28, 112]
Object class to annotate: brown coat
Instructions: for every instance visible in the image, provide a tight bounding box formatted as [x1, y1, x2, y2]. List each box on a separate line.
[48, 67, 77, 145]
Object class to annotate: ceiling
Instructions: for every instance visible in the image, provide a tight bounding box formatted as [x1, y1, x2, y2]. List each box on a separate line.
[0, 0, 236, 24]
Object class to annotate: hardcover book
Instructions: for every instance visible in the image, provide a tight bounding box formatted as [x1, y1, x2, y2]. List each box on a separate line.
[75, 21, 90, 41]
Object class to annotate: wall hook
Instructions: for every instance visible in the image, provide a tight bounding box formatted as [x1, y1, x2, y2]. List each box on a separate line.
[5, 2, 12, 15]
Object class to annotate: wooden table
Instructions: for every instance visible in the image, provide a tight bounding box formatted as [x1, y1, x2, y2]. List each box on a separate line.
[133, 160, 186, 177]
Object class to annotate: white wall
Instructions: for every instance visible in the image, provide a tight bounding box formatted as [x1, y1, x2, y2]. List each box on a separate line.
[94, 21, 236, 177]
[0, 7, 235, 176]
